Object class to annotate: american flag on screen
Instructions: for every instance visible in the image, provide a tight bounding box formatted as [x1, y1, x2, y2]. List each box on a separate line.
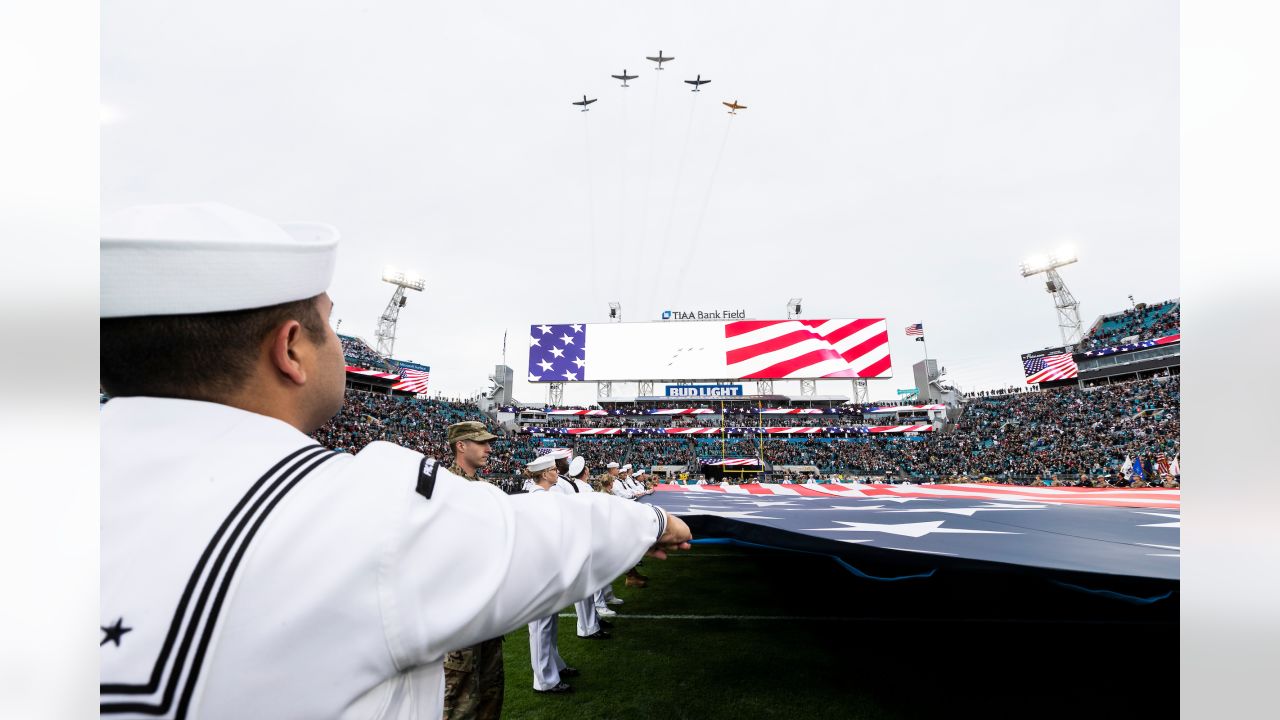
[391, 367, 431, 393]
[528, 323, 587, 382]
[905, 323, 924, 337]
[724, 319, 891, 379]
[1024, 352, 1078, 383]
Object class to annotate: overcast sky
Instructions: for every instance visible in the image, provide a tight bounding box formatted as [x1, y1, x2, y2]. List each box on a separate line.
[102, 0, 1178, 404]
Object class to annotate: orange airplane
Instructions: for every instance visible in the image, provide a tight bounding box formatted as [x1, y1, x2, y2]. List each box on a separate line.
[723, 100, 747, 115]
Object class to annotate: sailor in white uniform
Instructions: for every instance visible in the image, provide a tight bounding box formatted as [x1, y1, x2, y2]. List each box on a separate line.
[593, 462, 629, 611]
[521, 456, 576, 693]
[629, 470, 655, 498]
[98, 203, 692, 720]
[562, 456, 610, 639]
[612, 464, 639, 499]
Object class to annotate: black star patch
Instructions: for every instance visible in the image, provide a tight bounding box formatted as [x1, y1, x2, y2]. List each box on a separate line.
[101, 617, 132, 647]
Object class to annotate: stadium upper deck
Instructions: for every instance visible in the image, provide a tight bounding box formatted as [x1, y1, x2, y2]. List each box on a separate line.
[1082, 298, 1180, 349]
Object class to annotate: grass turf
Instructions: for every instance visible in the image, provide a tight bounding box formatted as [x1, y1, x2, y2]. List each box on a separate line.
[499, 546, 1176, 719]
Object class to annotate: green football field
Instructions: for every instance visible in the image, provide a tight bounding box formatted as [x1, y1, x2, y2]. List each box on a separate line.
[499, 546, 1177, 719]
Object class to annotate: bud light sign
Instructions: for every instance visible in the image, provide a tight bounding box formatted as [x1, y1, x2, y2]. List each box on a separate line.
[665, 384, 744, 398]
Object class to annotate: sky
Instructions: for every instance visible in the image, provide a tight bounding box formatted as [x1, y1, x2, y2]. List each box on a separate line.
[101, 0, 1178, 404]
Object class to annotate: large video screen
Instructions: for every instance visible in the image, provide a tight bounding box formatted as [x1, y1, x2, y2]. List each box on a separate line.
[1021, 346, 1079, 384]
[528, 319, 891, 382]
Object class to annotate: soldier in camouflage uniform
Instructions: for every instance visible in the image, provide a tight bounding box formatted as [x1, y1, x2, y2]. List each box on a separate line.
[442, 421, 505, 720]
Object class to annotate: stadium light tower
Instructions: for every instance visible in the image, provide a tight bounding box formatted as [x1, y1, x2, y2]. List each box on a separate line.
[1019, 247, 1083, 347]
[786, 298, 802, 319]
[375, 266, 425, 358]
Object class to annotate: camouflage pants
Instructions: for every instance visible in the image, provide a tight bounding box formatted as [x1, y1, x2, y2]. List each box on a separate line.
[442, 636, 504, 720]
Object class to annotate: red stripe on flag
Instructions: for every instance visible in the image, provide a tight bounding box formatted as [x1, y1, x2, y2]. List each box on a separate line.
[857, 354, 894, 378]
[725, 328, 819, 365]
[787, 485, 833, 497]
[816, 318, 879, 346]
[741, 348, 845, 379]
[840, 330, 889, 364]
[725, 320, 782, 338]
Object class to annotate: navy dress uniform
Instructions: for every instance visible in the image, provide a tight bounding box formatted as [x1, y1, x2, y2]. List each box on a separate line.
[98, 203, 684, 719]
[522, 455, 575, 693]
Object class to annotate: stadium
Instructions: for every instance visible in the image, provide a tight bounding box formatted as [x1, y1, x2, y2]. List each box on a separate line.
[303, 284, 1181, 718]
[95, 4, 1187, 718]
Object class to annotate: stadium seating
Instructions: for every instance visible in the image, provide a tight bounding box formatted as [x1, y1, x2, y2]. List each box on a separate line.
[312, 373, 1178, 484]
[1081, 299, 1180, 349]
[338, 333, 387, 370]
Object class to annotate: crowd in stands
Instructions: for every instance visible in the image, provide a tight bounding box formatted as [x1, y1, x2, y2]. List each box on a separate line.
[338, 334, 386, 370]
[1081, 299, 1180, 350]
[310, 374, 1179, 486]
[961, 386, 1040, 399]
[310, 391, 486, 462]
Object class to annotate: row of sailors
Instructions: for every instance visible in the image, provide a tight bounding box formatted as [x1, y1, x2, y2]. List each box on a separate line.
[521, 452, 655, 695]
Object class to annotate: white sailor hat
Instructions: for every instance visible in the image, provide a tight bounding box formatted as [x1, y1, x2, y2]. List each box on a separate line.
[621, 463, 633, 471]
[634, 470, 646, 478]
[101, 202, 339, 318]
[526, 455, 557, 473]
[568, 456, 586, 477]
[606, 461, 620, 469]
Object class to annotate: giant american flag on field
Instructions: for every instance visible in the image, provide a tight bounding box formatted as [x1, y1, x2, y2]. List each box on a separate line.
[724, 319, 892, 379]
[1023, 350, 1078, 383]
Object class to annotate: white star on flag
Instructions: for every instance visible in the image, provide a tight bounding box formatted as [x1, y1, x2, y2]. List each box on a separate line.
[528, 373, 540, 381]
[562, 370, 578, 380]
[801, 520, 1018, 538]
[529, 336, 541, 347]
[571, 324, 583, 332]
[1138, 543, 1180, 558]
[538, 360, 554, 372]
[550, 347, 564, 358]
[561, 334, 575, 345]
[573, 357, 586, 369]
[538, 325, 553, 334]
[1135, 512, 1180, 528]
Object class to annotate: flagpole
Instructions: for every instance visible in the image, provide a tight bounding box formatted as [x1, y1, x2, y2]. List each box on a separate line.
[920, 328, 931, 401]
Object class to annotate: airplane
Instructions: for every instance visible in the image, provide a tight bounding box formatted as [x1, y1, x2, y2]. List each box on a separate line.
[723, 99, 747, 115]
[684, 75, 711, 91]
[572, 95, 597, 112]
[611, 69, 638, 87]
[645, 51, 674, 70]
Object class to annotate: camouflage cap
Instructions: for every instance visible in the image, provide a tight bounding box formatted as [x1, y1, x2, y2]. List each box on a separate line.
[447, 420, 498, 446]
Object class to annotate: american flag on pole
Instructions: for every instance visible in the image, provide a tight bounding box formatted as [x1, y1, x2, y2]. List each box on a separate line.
[391, 364, 431, 393]
[905, 323, 924, 337]
[723, 319, 891, 379]
[1023, 351, 1078, 383]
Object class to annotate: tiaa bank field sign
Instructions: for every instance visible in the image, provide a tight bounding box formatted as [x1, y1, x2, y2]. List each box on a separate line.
[665, 384, 744, 398]
[660, 308, 747, 321]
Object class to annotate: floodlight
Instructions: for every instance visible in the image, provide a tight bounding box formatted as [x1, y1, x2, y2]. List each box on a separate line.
[1022, 255, 1049, 275]
[1018, 247, 1084, 345]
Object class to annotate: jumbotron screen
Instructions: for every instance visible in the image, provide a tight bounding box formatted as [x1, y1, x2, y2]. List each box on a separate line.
[527, 319, 892, 383]
[1021, 345, 1079, 384]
